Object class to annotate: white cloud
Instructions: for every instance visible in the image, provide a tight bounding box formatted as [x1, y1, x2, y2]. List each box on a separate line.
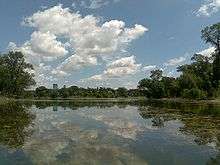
[198, 47, 216, 57]
[23, 5, 147, 74]
[104, 56, 141, 77]
[9, 5, 147, 87]
[29, 31, 68, 58]
[165, 57, 186, 66]
[142, 65, 156, 71]
[75, 0, 122, 9]
[89, 74, 104, 80]
[7, 42, 18, 50]
[81, 0, 109, 9]
[88, 56, 141, 81]
[197, 0, 220, 17]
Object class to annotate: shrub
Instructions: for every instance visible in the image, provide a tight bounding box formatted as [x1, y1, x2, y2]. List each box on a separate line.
[182, 88, 207, 100]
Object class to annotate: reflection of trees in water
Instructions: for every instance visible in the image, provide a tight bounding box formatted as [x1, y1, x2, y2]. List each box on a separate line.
[139, 105, 220, 165]
[21, 99, 220, 115]
[21, 100, 220, 144]
[20, 99, 220, 146]
[139, 106, 220, 145]
[22, 101, 131, 110]
[207, 153, 220, 165]
[0, 102, 35, 148]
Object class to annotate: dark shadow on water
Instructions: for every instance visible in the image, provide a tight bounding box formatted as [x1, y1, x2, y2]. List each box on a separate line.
[0, 102, 35, 149]
[19, 99, 220, 115]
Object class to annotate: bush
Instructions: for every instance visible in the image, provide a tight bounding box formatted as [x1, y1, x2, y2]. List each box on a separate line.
[212, 86, 220, 98]
[182, 88, 207, 100]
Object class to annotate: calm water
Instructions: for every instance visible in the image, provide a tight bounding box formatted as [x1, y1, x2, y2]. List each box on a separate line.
[0, 100, 220, 165]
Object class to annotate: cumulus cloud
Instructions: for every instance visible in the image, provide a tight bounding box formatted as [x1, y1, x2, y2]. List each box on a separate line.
[9, 5, 147, 87]
[165, 57, 186, 66]
[29, 31, 68, 58]
[104, 56, 141, 77]
[197, 0, 220, 17]
[88, 56, 141, 80]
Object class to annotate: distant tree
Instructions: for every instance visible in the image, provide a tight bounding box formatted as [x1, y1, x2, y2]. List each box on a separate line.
[138, 70, 165, 98]
[116, 87, 128, 97]
[0, 51, 36, 96]
[59, 86, 69, 98]
[35, 86, 48, 97]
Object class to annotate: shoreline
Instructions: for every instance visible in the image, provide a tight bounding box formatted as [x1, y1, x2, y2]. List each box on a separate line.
[1, 96, 220, 104]
[15, 97, 146, 103]
[15, 97, 220, 104]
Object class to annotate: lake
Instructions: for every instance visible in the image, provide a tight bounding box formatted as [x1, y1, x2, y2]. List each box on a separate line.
[0, 100, 220, 165]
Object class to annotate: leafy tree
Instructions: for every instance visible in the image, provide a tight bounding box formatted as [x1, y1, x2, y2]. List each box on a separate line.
[177, 54, 213, 97]
[59, 86, 69, 98]
[150, 69, 163, 81]
[116, 87, 128, 97]
[182, 88, 207, 100]
[0, 51, 36, 96]
[138, 70, 165, 98]
[161, 77, 179, 97]
[35, 86, 48, 97]
[201, 23, 220, 86]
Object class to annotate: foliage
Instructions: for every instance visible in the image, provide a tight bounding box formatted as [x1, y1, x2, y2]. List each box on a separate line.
[0, 51, 36, 96]
[33, 85, 142, 99]
[181, 88, 207, 100]
[138, 22, 220, 100]
[201, 22, 220, 86]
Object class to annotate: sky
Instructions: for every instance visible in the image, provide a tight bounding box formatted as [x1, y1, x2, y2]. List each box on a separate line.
[0, 0, 220, 89]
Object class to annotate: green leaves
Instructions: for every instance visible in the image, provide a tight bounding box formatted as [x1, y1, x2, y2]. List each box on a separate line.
[0, 51, 36, 96]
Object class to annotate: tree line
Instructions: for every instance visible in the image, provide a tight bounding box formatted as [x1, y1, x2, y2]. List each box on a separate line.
[138, 22, 220, 99]
[0, 22, 220, 99]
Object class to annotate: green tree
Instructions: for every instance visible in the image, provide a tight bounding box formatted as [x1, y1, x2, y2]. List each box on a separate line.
[59, 86, 69, 98]
[35, 86, 48, 97]
[116, 87, 128, 97]
[201, 23, 220, 86]
[150, 69, 163, 81]
[177, 54, 213, 97]
[0, 51, 36, 96]
[138, 70, 165, 98]
[161, 77, 179, 97]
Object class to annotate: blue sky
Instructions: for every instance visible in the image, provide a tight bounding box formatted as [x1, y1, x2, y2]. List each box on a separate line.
[0, 0, 220, 88]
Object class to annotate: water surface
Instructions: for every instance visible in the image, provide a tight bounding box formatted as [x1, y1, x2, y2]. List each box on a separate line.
[0, 100, 220, 165]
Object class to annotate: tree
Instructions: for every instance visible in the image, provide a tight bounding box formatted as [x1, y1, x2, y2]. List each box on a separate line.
[59, 86, 69, 98]
[177, 54, 213, 97]
[138, 70, 165, 98]
[35, 86, 48, 97]
[161, 77, 179, 97]
[0, 51, 36, 95]
[116, 87, 128, 97]
[201, 23, 220, 86]
[150, 69, 163, 81]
